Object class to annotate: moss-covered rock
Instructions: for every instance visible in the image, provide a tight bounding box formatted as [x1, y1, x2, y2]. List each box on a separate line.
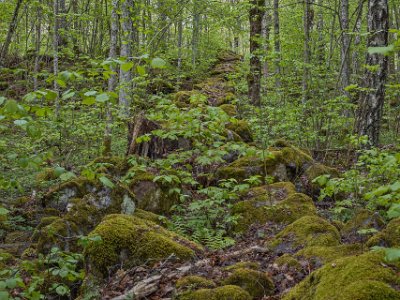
[219, 104, 238, 116]
[302, 163, 339, 195]
[341, 209, 385, 239]
[274, 254, 302, 271]
[224, 261, 260, 271]
[87, 156, 130, 175]
[268, 216, 340, 254]
[85, 214, 200, 276]
[128, 171, 179, 214]
[173, 91, 208, 108]
[36, 167, 58, 182]
[222, 268, 274, 298]
[178, 285, 252, 300]
[283, 251, 400, 300]
[233, 192, 317, 232]
[296, 244, 363, 265]
[176, 276, 216, 290]
[367, 217, 400, 248]
[226, 120, 253, 143]
[0, 250, 14, 268]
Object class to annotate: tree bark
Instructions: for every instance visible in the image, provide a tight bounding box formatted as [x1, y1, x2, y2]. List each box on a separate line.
[302, 0, 313, 103]
[0, 0, 24, 65]
[356, 0, 389, 146]
[53, 0, 60, 118]
[273, 0, 281, 88]
[340, 0, 351, 95]
[248, 0, 265, 106]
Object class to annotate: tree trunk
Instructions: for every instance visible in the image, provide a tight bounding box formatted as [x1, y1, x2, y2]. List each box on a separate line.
[0, 0, 24, 65]
[192, 0, 200, 66]
[33, 0, 42, 91]
[248, 0, 264, 106]
[103, 0, 119, 156]
[262, 0, 271, 80]
[302, 0, 313, 103]
[352, 1, 364, 76]
[340, 0, 351, 95]
[53, 0, 60, 118]
[356, 0, 389, 146]
[273, 0, 281, 88]
[119, 0, 134, 116]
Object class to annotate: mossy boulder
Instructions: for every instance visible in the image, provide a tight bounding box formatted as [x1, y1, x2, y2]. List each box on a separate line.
[85, 214, 200, 276]
[232, 192, 317, 232]
[87, 156, 130, 175]
[367, 217, 400, 248]
[268, 216, 340, 254]
[274, 254, 302, 271]
[178, 285, 252, 300]
[341, 209, 385, 240]
[219, 104, 238, 116]
[176, 276, 216, 290]
[173, 91, 208, 108]
[296, 244, 363, 265]
[224, 261, 260, 271]
[225, 120, 253, 143]
[283, 251, 400, 300]
[128, 171, 179, 214]
[301, 163, 339, 195]
[222, 268, 274, 298]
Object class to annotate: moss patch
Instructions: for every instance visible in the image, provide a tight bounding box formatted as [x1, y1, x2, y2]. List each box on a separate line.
[176, 276, 216, 290]
[341, 209, 385, 238]
[296, 244, 363, 264]
[367, 217, 400, 248]
[283, 251, 400, 300]
[222, 268, 274, 298]
[233, 193, 317, 232]
[178, 285, 252, 300]
[274, 254, 302, 271]
[219, 104, 238, 116]
[85, 214, 199, 276]
[226, 120, 253, 143]
[268, 216, 340, 254]
[224, 261, 260, 271]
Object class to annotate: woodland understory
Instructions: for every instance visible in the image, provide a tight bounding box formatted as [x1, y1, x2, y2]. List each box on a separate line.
[1, 0, 400, 299]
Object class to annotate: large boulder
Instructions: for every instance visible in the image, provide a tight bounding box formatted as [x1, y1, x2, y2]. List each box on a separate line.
[85, 214, 201, 276]
[283, 251, 400, 300]
[367, 217, 400, 248]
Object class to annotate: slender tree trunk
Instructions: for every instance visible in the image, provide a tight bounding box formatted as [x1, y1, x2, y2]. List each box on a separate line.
[53, 0, 60, 118]
[248, 0, 264, 106]
[103, 0, 119, 156]
[273, 0, 281, 88]
[262, 0, 271, 80]
[353, 1, 364, 76]
[33, 0, 42, 91]
[192, 0, 200, 66]
[302, 0, 313, 103]
[316, 0, 325, 64]
[356, 0, 389, 146]
[0, 0, 24, 65]
[119, 0, 134, 116]
[340, 0, 351, 94]
[177, 12, 183, 71]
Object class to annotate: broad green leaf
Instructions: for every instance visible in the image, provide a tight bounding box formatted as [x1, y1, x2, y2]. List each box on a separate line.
[99, 176, 115, 188]
[62, 91, 75, 100]
[96, 93, 109, 103]
[27, 123, 42, 138]
[0, 96, 5, 105]
[14, 119, 28, 126]
[82, 97, 96, 105]
[121, 62, 134, 72]
[4, 100, 18, 114]
[136, 65, 146, 76]
[56, 78, 67, 88]
[0, 207, 10, 215]
[54, 166, 66, 177]
[84, 91, 97, 97]
[151, 57, 167, 69]
[368, 44, 395, 55]
[60, 172, 77, 181]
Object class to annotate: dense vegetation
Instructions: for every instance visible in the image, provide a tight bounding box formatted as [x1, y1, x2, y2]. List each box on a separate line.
[1, 0, 400, 299]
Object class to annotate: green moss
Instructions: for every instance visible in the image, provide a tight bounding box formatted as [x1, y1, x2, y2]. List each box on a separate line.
[274, 254, 302, 270]
[296, 244, 363, 264]
[0, 250, 14, 268]
[36, 167, 58, 182]
[367, 217, 400, 248]
[245, 182, 296, 202]
[174, 91, 207, 108]
[178, 285, 252, 300]
[224, 261, 260, 271]
[222, 268, 274, 298]
[283, 251, 400, 300]
[219, 104, 237, 116]
[85, 214, 198, 276]
[133, 209, 170, 227]
[269, 216, 340, 253]
[176, 276, 216, 290]
[88, 156, 129, 174]
[305, 163, 339, 183]
[233, 193, 317, 232]
[225, 120, 253, 143]
[5, 230, 31, 243]
[63, 198, 101, 230]
[341, 209, 384, 236]
[280, 146, 313, 169]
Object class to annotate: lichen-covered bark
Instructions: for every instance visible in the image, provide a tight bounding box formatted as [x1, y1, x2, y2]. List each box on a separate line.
[356, 0, 389, 146]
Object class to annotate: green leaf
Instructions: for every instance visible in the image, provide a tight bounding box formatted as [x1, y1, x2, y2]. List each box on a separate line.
[96, 93, 110, 103]
[82, 97, 96, 105]
[60, 172, 77, 181]
[5, 278, 17, 289]
[368, 44, 394, 55]
[151, 57, 167, 69]
[0, 291, 10, 300]
[4, 100, 18, 114]
[0, 207, 10, 216]
[56, 78, 67, 88]
[54, 166, 67, 177]
[390, 181, 400, 192]
[99, 176, 115, 188]
[14, 119, 28, 126]
[26, 123, 42, 138]
[0, 96, 6, 106]
[121, 62, 134, 72]
[62, 91, 75, 100]
[55, 285, 70, 296]
[84, 91, 97, 97]
[136, 65, 146, 76]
